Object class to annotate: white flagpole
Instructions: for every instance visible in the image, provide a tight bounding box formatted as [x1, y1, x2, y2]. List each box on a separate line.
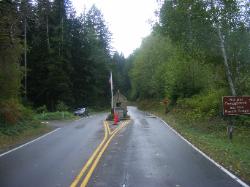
[110, 71, 114, 109]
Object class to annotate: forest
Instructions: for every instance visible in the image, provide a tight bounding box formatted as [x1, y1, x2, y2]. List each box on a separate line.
[0, 0, 249, 124]
[0, 0, 130, 125]
[126, 0, 250, 181]
[128, 0, 249, 120]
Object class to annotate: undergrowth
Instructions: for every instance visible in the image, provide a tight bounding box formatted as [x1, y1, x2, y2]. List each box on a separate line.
[0, 121, 50, 150]
[34, 111, 76, 121]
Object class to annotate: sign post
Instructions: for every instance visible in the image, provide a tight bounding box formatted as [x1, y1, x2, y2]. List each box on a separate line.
[222, 96, 250, 140]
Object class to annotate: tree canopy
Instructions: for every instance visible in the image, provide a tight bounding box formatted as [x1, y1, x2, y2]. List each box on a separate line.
[0, 0, 118, 117]
[128, 0, 249, 117]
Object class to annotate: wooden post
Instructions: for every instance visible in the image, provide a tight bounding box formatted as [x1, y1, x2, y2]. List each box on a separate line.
[227, 116, 233, 141]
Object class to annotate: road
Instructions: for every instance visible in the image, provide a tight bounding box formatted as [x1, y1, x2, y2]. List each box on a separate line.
[87, 107, 246, 187]
[0, 107, 247, 187]
[0, 114, 106, 187]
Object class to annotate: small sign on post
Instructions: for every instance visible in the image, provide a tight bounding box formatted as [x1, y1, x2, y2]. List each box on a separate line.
[222, 96, 250, 140]
[223, 96, 250, 116]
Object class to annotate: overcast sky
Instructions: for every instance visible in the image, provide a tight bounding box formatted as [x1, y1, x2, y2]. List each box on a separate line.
[72, 0, 159, 57]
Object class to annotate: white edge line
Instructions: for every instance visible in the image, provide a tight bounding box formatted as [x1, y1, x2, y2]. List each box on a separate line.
[151, 114, 249, 187]
[0, 128, 61, 158]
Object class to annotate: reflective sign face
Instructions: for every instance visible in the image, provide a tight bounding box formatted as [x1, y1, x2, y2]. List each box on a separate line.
[223, 96, 250, 116]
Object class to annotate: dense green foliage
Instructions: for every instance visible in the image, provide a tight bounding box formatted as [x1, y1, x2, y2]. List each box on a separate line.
[129, 0, 250, 119]
[25, 2, 112, 110]
[0, 0, 121, 126]
[0, 1, 24, 125]
[0, 0, 249, 126]
[111, 52, 131, 96]
[125, 1, 250, 181]
[129, 2, 250, 180]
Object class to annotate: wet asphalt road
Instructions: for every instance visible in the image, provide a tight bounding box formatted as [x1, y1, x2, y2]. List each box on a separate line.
[0, 114, 106, 187]
[0, 107, 246, 187]
[88, 106, 243, 187]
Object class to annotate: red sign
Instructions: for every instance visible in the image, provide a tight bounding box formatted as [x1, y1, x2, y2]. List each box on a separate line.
[223, 96, 250, 116]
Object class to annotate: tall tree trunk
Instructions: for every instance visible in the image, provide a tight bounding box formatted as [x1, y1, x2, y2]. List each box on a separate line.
[46, 15, 50, 50]
[188, 5, 193, 45]
[61, 17, 63, 56]
[24, 17, 27, 98]
[58, 17, 63, 57]
[216, 20, 236, 96]
[210, 0, 236, 96]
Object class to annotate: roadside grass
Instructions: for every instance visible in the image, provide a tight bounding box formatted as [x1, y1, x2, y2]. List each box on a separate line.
[0, 107, 109, 151]
[0, 121, 51, 151]
[137, 100, 250, 184]
[0, 111, 77, 151]
[34, 111, 77, 121]
[88, 106, 110, 114]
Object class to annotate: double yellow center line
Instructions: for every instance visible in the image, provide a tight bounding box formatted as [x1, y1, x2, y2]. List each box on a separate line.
[71, 120, 130, 187]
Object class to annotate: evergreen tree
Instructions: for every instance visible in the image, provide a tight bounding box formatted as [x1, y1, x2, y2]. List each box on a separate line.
[28, 0, 74, 110]
[0, 0, 22, 101]
[72, 5, 111, 107]
[111, 52, 131, 96]
[1, 1, 114, 111]
[19, 0, 33, 98]
[0, 0, 23, 124]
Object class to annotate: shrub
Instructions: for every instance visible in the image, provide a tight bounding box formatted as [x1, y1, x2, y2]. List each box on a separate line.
[19, 105, 34, 121]
[36, 105, 48, 113]
[176, 88, 227, 121]
[56, 101, 69, 112]
[0, 99, 35, 125]
[35, 111, 75, 120]
[0, 99, 22, 125]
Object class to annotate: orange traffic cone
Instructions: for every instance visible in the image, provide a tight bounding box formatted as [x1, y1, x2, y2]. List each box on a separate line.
[114, 112, 119, 125]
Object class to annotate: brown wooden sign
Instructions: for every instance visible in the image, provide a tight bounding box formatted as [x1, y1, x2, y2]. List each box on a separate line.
[223, 96, 250, 116]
